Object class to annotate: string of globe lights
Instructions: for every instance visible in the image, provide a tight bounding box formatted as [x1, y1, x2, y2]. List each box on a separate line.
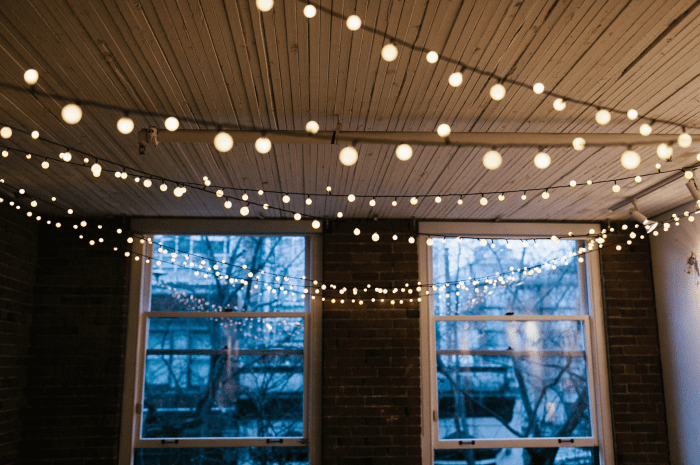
[3, 122, 699, 221]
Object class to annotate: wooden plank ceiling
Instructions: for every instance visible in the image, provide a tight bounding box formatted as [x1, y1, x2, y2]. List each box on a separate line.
[1, 0, 700, 222]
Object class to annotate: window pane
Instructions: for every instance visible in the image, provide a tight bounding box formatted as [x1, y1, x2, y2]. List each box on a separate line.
[151, 235, 306, 313]
[142, 317, 304, 439]
[135, 447, 308, 465]
[435, 447, 598, 464]
[431, 238, 583, 316]
[436, 320, 591, 440]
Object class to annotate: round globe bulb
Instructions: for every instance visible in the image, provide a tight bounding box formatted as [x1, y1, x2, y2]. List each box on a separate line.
[553, 98, 566, 111]
[346, 15, 362, 31]
[595, 109, 611, 125]
[521, 193, 527, 200]
[685, 170, 694, 180]
[572, 137, 586, 151]
[489, 83, 506, 101]
[627, 109, 638, 120]
[436, 123, 451, 138]
[498, 194, 505, 201]
[91, 163, 102, 177]
[306, 197, 312, 205]
[448, 71, 463, 87]
[339, 146, 359, 166]
[541, 191, 550, 200]
[635, 176, 642, 183]
[63, 151, 72, 162]
[435, 196, 442, 203]
[620, 150, 640, 170]
[117, 117, 134, 134]
[640, 123, 652, 136]
[1, 150, 7, 157]
[482, 149, 502, 170]
[294, 213, 302, 221]
[61, 104, 82, 124]
[24, 69, 39, 85]
[408, 236, 415, 244]
[369, 198, 376, 206]
[256, 0, 273, 12]
[426, 51, 439, 63]
[214, 131, 234, 152]
[240, 205, 250, 216]
[612, 184, 621, 193]
[164, 117, 179, 131]
[305, 120, 319, 134]
[160, 183, 168, 192]
[303, 4, 317, 18]
[533, 82, 544, 94]
[0, 127, 12, 139]
[348, 194, 356, 202]
[312, 219, 321, 229]
[224, 200, 232, 209]
[410, 197, 418, 205]
[121, 171, 128, 179]
[426, 238, 433, 246]
[678, 133, 692, 148]
[255, 136, 272, 154]
[371, 233, 380, 242]
[31, 131, 39, 139]
[143, 178, 152, 188]
[174, 187, 184, 197]
[479, 196, 488, 206]
[395, 144, 413, 161]
[337, 212, 343, 218]
[115, 171, 121, 178]
[354, 228, 361, 236]
[41, 160, 49, 169]
[282, 194, 290, 203]
[216, 189, 224, 198]
[381, 43, 399, 62]
[533, 151, 551, 169]
[657, 143, 673, 160]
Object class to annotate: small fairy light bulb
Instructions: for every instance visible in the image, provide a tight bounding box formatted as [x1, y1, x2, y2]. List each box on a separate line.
[143, 178, 152, 188]
[214, 131, 234, 152]
[24, 69, 39, 85]
[634, 175, 642, 183]
[224, 199, 232, 209]
[41, 159, 49, 169]
[347, 194, 356, 202]
[164, 117, 179, 131]
[30, 200, 37, 207]
[655, 163, 661, 170]
[117, 116, 134, 134]
[256, 0, 273, 11]
[282, 194, 291, 203]
[31, 131, 39, 139]
[339, 145, 359, 166]
[303, 4, 317, 18]
[587, 180, 593, 185]
[392, 234, 398, 241]
[353, 228, 361, 236]
[426, 51, 439, 63]
[533, 82, 545, 94]
[612, 182, 621, 193]
[498, 193, 505, 201]
[448, 70, 463, 87]
[395, 144, 413, 161]
[369, 198, 376, 207]
[305, 120, 320, 134]
[553, 98, 566, 111]
[572, 137, 586, 151]
[479, 195, 488, 206]
[436, 123, 451, 138]
[294, 213, 302, 221]
[120, 171, 128, 180]
[594, 109, 611, 125]
[0, 127, 12, 139]
[115, 171, 121, 178]
[640, 122, 652, 136]
[258, 189, 264, 196]
[61, 103, 82, 125]
[533, 150, 551, 169]
[627, 109, 638, 120]
[408, 236, 415, 244]
[312, 219, 321, 229]
[305, 196, 312, 205]
[569, 180, 577, 187]
[482, 149, 502, 170]
[62, 151, 72, 162]
[173, 186, 185, 197]
[255, 136, 272, 154]
[678, 131, 692, 148]
[656, 143, 673, 160]
[91, 163, 102, 177]
[685, 170, 694, 180]
[620, 148, 641, 170]
[541, 190, 550, 200]
[346, 15, 362, 31]
[240, 205, 250, 216]
[371, 233, 380, 242]
[216, 189, 224, 198]
[521, 192, 527, 200]
[457, 197, 463, 205]
[410, 197, 418, 205]
[2, 150, 8, 157]
[26, 153, 32, 159]
[241, 192, 249, 201]
[426, 237, 434, 246]
[392, 199, 398, 206]
[160, 182, 168, 192]
[489, 83, 506, 101]
[381, 43, 399, 62]
[435, 196, 442, 203]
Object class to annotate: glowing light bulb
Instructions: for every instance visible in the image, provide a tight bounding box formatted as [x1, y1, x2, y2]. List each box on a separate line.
[305, 120, 319, 134]
[657, 143, 673, 160]
[685, 170, 694, 180]
[339, 146, 358, 166]
[160, 182, 168, 192]
[426, 237, 433, 246]
[371, 233, 380, 242]
[482, 149, 502, 170]
[240, 205, 250, 216]
[282, 194, 291, 203]
[348, 194, 356, 202]
[436, 124, 451, 138]
[115, 171, 121, 178]
[569, 180, 577, 187]
[408, 236, 415, 244]
[26, 153, 31, 159]
[164, 117, 179, 131]
[572, 137, 586, 151]
[521, 193, 527, 200]
[337, 212, 343, 218]
[354, 228, 361, 236]
[627, 109, 638, 120]
[640, 123, 652, 136]
[216, 189, 224, 197]
[117, 116, 134, 134]
[224, 200, 232, 209]
[120, 171, 128, 179]
[489, 83, 506, 101]
[41, 160, 49, 169]
[457, 198, 463, 205]
[91, 163, 102, 177]
[678, 133, 692, 148]
[533, 151, 551, 169]
[312, 219, 321, 229]
[541, 191, 550, 200]
[241, 192, 249, 201]
[256, 0, 273, 11]
[369, 198, 376, 206]
[60, 103, 82, 125]
[479, 196, 488, 206]
[498, 193, 505, 201]
[635, 175, 642, 183]
[255, 136, 272, 154]
[258, 190, 264, 195]
[533, 82, 544, 94]
[24, 69, 39, 85]
[595, 109, 611, 125]
[553, 98, 566, 111]
[432, 196, 440, 204]
[31, 131, 39, 139]
[346, 15, 362, 31]
[448, 71, 463, 87]
[620, 149, 640, 170]
[0, 127, 11, 139]
[612, 183, 620, 193]
[173, 186, 185, 197]
[306, 197, 312, 205]
[392, 199, 397, 206]
[303, 4, 317, 17]
[294, 213, 302, 221]
[381, 43, 399, 62]
[426, 51, 439, 63]
[143, 178, 152, 188]
[395, 144, 413, 161]
[214, 131, 234, 152]
[1, 150, 7, 157]
[410, 197, 418, 205]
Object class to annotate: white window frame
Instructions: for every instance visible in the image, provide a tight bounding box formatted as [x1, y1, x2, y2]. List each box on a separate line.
[418, 222, 614, 465]
[118, 219, 322, 465]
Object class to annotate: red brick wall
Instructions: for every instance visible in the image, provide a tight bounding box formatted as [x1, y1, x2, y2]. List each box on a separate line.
[0, 208, 37, 465]
[600, 228, 670, 464]
[322, 221, 422, 465]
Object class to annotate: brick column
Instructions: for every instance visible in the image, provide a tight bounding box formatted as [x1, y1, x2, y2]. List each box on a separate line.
[600, 227, 670, 464]
[322, 221, 422, 465]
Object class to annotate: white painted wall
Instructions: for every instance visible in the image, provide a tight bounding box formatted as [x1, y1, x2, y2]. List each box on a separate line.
[650, 201, 700, 465]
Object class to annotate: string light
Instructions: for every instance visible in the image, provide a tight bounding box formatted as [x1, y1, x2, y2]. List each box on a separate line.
[256, 0, 273, 12]
[91, 163, 102, 177]
[305, 120, 319, 134]
[410, 197, 418, 205]
[61, 104, 82, 125]
[627, 109, 638, 120]
[31, 131, 39, 139]
[164, 117, 179, 131]
[479, 195, 488, 206]
[533, 150, 551, 169]
[553, 98, 566, 111]
[0, 127, 11, 138]
[435, 196, 442, 203]
[612, 182, 620, 193]
[640, 123, 652, 136]
[312, 219, 321, 229]
[369, 198, 376, 207]
[634, 176, 642, 183]
[346, 15, 362, 31]
[426, 51, 439, 63]
[533, 83, 544, 94]
[448, 69, 464, 87]
[303, 4, 317, 18]
[117, 116, 134, 134]
[381, 43, 399, 62]
[482, 149, 502, 170]
[41, 159, 49, 169]
[436, 124, 451, 138]
[214, 131, 234, 152]
[347, 194, 356, 202]
[656, 143, 673, 160]
[395, 144, 413, 161]
[595, 109, 611, 125]
[23, 69, 39, 85]
[498, 193, 505, 201]
[338, 145, 359, 166]
[160, 182, 168, 192]
[255, 135, 272, 154]
[224, 199, 232, 209]
[521, 192, 527, 200]
[305, 196, 312, 205]
[620, 148, 640, 170]
[678, 131, 692, 148]
[572, 137, 586, 151]
[569, 180, 577, 187]
[282, 194, 291, 203]
[489, 83, 506, 101]
[240, 205, 250, 216]
[541, 190, 550, 200]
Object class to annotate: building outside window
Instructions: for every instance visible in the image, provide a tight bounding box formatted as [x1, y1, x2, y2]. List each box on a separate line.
[419, 223, 613, 465]
[120, 224, 321, 465]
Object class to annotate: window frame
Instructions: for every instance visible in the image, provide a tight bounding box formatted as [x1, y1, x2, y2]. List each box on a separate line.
[119, 219, 322, 465]
[418, 222, 613, 465]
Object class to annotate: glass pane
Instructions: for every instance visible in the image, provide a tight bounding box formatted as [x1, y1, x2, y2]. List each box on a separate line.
[151, 235, 306, 313]
[435, 447, 598, 464]
[135, 447, 308, 465]
[436, 320, 591, 441]
[142, 317, 304, 439]
[431, 238, 583, 316]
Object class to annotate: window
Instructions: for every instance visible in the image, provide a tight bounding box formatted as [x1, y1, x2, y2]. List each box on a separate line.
[120, 228, 321, 465]
[419, 224, 612, 465]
